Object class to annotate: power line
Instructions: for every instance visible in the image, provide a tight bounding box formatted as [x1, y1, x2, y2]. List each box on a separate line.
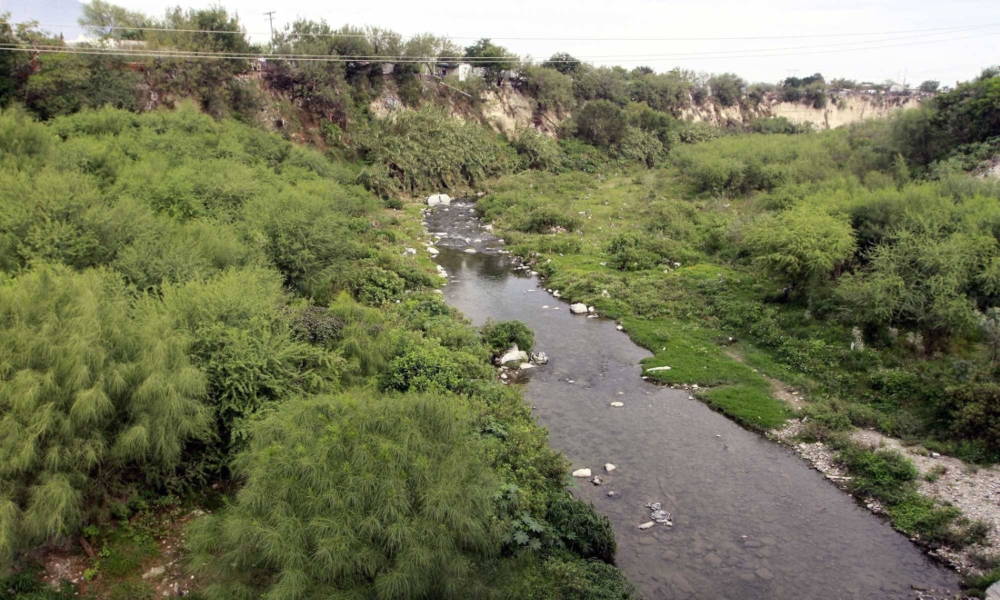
[9, 20, 1000, 43]
[3, 30, 997, 66]
[3, 27, 997, 63]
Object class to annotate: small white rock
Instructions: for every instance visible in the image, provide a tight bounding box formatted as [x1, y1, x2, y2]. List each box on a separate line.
[572, 468, 592, 478]
[638, 521, 655, 530]
[604, 463, 617, 472]
[610, 401, 624, 408]
[570, 303, 588, 314]
[616, 325, 624, 331]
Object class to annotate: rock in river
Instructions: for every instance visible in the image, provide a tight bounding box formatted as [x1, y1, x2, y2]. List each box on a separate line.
[499, 345, 529, 365]
[530, 351, 549, 364]
[570, 303, 588, 314]
[572, 468, 592, 478]
[426, 193, 452, 206]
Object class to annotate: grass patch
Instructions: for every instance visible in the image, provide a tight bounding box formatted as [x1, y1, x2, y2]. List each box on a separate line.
[699, 385, 792, 430]
[626, 318, 763, 387]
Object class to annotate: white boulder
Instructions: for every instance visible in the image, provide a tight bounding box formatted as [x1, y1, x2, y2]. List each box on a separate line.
[426, 193, 452, 206]
[610, 401, 624, 408]
[427, 247, 439, 256]
[570, 303, 588, 314]
[604, 463, 617, 472]
[572, 468, 592, 478]
[499, 345, 529, 365]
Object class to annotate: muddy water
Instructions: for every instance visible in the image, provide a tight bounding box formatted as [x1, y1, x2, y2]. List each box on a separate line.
[427, 202, 958, 600]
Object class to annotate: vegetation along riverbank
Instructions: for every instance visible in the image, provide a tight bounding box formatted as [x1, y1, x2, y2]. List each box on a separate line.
[1, 1, 999, 596]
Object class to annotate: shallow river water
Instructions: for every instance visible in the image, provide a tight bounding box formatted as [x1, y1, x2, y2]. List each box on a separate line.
[426, 202, 958, 600]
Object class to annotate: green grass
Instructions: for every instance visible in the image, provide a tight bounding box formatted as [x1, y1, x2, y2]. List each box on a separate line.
[699, 385, 792, 430]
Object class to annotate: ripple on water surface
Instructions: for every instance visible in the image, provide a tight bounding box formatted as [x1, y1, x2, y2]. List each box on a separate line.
[426, 202, 958, 600]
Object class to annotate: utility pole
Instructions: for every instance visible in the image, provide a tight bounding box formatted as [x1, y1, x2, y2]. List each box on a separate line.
[264, 11, 275, 49]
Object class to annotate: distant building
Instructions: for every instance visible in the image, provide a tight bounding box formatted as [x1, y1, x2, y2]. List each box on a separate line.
[439, 62, 473, 81]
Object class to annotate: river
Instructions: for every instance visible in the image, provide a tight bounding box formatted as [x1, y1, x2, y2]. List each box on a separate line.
[426, 201, 958, 600]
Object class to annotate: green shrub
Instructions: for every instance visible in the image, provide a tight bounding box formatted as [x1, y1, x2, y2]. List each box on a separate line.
[605, 233, 660, 271]
[574, 100, 628, 148]
[837, 446, 917, 505]
[512, 128, 562, 172]
[945, 382, 1000, 454]
[354, 106, 516, 194]
[481, 319, 535, 356]
[381, 344, 490, 393]
[545, 493, 616, 564]
[162, 268, 341, 454]
[742, 206, 856, 290]
[187, 392, 501, 600]
[0, 265, 208, 571]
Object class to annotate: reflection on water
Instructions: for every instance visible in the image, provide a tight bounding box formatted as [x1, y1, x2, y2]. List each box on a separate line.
[428, 203, 958, 600]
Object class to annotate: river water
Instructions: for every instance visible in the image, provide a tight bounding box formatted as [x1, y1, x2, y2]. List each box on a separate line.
[426, 202, 958, 600]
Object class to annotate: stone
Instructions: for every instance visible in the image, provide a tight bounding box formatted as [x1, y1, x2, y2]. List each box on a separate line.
[404, 247, 417, 255]
[987, 580, 1000, 600]
[638, 521, 655, 530]
[610, 401, 624, 407]
[499, 345, 529, 365]
[142, 566, 166, 580]
[427, 247, 439, 256]
[755, 568, 774, 581]
[570, 303, 588, 314]
[601, 289, 610, 297]
[591, 476, 603, 485]
[572, 468, 592, 478]
[530, 351, 549, 364]
[616, 325, 624, 331]
[426, 193, 452, 206]
[588, 306, 595, 313]
[519, 363, 535, 370]
[607, 490, 617, 497]
[604, 463, 617, 472]
[464, 248, 477, 254]
[704, 553, 723, 567]
[645, 366, 672, 372]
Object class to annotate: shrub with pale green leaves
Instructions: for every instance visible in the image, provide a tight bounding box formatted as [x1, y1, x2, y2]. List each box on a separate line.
[187, 392, 501, 600]
[742, 207, 856, 290]
[0, 265, 208, 572]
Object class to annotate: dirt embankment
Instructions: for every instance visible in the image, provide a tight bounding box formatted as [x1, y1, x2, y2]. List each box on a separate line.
[682, 92, 924, 130]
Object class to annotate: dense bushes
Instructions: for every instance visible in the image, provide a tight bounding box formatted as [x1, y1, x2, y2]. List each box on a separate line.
[742, 206, 856, 290]
[481, 319, 535, 356]
[188, 392, 501, 599]
[0, 266, 208, 572]
[354, 107, 516, 195]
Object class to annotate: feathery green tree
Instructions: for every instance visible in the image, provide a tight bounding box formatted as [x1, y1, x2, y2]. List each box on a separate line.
[0, 265, 208, 572]
[187, 392, 501, 600]
[743, 206, 856, 291]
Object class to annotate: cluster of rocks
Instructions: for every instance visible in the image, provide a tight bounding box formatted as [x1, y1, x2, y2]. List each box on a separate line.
[572, 463, 619, 493]
[496, 345, 549, 383]
[637, 501, 674, 530]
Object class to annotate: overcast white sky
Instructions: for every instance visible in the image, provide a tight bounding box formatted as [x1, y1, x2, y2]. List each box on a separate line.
[5, 0, 1000, 85]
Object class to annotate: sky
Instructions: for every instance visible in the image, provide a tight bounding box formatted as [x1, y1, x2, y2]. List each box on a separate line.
[4, 0, 1000, 85]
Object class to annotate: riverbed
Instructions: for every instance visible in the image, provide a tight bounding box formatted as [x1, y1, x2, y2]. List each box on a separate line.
[426, 201, 958, 600]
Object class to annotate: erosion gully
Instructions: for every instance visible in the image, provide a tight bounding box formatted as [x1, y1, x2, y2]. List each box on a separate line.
[425, 201, 958, 600]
